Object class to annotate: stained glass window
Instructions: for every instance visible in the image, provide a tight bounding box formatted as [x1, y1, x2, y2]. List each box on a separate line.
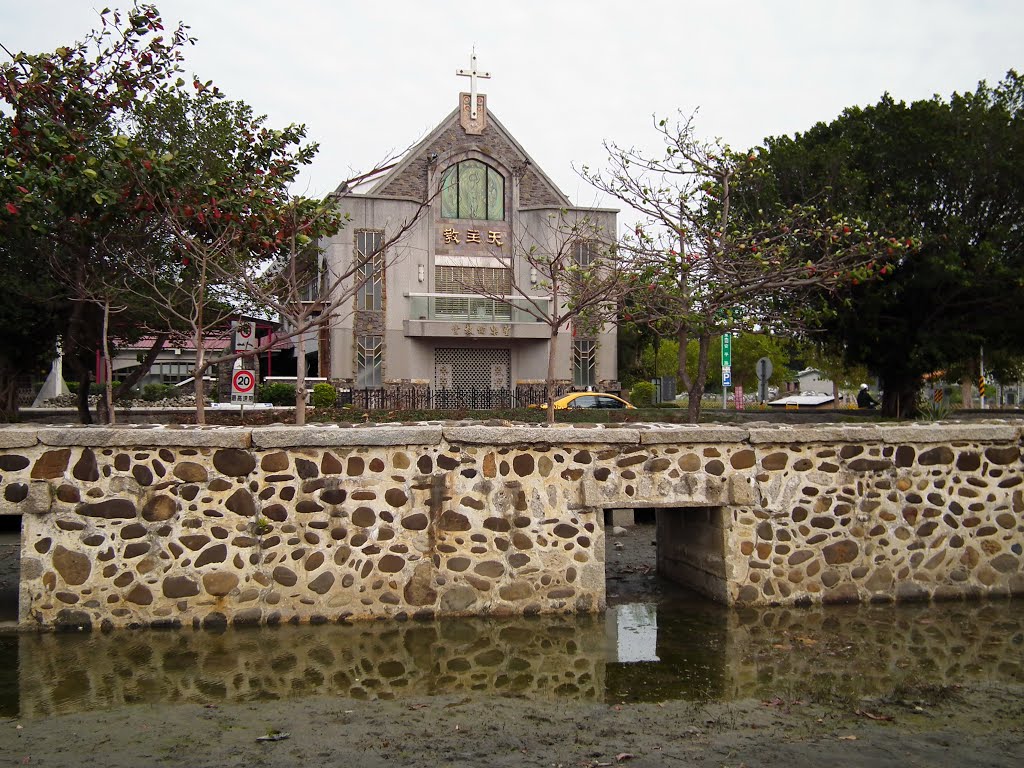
[573, 339, 597, 388]
[440, 160, 504, 220]
[355, 230, 383, 311]
[356, 335, 383, 387]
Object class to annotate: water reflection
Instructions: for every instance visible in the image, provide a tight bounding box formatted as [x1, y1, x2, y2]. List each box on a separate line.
[2, 600, 1021, 718]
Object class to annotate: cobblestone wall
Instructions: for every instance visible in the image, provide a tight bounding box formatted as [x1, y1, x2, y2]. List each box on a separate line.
[0, 422, 1021, 629]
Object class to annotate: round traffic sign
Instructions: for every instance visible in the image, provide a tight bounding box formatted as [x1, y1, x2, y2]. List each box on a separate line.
[232, 370, 256, 394]
[238, 322, 253, 338]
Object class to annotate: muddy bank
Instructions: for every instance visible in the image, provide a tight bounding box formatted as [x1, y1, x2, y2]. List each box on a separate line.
[3, 681, 1022, 767]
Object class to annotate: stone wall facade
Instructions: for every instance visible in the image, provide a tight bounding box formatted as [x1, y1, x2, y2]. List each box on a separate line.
[375, 116, 565, 208]
[0, 422, 1021, 630]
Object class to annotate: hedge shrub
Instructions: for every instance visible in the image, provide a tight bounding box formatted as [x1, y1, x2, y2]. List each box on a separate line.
[312, 382, 338, 408]
[629, 381, 655, 408]
[141, 383, 177, 401]
[259, 381, 295, 406]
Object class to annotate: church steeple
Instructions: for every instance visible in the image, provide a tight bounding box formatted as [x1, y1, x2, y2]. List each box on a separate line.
[456, 49, 489, 135]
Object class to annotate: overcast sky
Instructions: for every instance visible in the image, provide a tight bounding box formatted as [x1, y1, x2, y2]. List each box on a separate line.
[3, 1, 1023, 217]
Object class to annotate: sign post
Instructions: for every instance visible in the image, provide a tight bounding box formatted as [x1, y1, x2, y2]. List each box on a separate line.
[721, 333, 732, 409]
[234, 321, 256, 354]
[230, 361, 256, 405]
[756, 356, 774, 403]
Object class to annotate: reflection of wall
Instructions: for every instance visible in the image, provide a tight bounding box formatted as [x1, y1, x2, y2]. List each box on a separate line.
[722, 602, 1024, 700]
[0, 530, 18, 616]
[15, 613, 605, 718]
[0, 422, 1022, 629]
[10, 599, 1024, 717]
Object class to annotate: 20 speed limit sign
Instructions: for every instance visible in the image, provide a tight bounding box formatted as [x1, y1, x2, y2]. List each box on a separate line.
[231, 369, 256, 403]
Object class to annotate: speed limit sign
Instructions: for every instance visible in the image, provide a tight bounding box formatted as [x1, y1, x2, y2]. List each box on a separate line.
[231, 369, 256, 404]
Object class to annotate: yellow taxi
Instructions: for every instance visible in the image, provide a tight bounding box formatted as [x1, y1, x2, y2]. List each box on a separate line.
[549, 392, 636, 410]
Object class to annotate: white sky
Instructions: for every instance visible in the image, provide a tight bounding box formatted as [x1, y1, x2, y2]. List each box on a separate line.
[3, 1, 1023, 220]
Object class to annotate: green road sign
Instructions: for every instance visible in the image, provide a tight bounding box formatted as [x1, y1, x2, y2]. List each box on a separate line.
[721, 333, 732, 368]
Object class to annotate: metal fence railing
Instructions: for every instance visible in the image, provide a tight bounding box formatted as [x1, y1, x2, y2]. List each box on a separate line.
[337, 385, 576, 411]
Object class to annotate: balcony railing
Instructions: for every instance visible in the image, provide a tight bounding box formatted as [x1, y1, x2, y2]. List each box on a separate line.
[407, 293, 550, 323]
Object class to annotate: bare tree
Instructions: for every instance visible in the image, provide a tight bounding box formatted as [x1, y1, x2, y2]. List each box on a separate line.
[452, 209, 629, 423]
[583, 113, 915, 421]
[218, 188, 431, 425]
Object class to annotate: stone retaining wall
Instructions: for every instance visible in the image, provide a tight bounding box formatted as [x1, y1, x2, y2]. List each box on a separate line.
[0, 421, 1021, 630]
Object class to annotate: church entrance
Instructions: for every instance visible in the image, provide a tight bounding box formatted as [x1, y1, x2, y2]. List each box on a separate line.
[433, 348, 511, 408]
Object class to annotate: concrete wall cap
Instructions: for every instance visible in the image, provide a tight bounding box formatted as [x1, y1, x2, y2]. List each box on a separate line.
[252, 425, 443, 448]
[443, 424, 641, 445]
[748, 425, 884, 444]
[0, 427, 40, 449]
[640, 426, 749, 445]
[876, 422, 1020, 444]
[36, 425, 252, 448]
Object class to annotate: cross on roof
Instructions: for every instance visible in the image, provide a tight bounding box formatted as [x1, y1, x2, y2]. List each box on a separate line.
[456, 49, 490, 120]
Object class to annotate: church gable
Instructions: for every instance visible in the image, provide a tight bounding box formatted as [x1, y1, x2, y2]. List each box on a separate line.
[373, 105, 568, 209]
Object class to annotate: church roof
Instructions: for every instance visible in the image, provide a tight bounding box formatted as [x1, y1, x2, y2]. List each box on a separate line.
[336, 102, 573, 209]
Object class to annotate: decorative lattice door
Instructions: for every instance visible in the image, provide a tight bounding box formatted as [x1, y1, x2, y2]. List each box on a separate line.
[434, 348, 510, 407]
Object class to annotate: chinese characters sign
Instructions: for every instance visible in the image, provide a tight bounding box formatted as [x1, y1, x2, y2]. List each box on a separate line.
[442, 227, 504, 247]
[451, 323, 512, 337]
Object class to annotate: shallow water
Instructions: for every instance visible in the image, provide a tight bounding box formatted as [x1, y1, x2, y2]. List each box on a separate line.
[1, 593, 1021, 719]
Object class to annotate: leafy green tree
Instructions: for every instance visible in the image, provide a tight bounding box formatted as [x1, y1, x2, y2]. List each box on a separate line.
[753, 73, 1024, 416]
[0, 3, 194, 422]
[0, 233, 63, 418]
[121, 85, 339, 424]
[2, 5, 355, 425]
[705, 332, 792, 392]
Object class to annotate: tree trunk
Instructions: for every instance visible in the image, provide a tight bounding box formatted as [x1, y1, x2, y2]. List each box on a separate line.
[686, 333, 712, 423]
[101, 300, 115, 425]
[881, 378, 918, 419]
[76, 370, 93, 424]
[193, 338, 207, 426]
[294, 330, 307, 426]
[960, 369, 975, 409]
[0, 371, 17, 422]
[112, 332, 168, 402]
[64, 297, 95, 424]
[545, 326, 558, 425]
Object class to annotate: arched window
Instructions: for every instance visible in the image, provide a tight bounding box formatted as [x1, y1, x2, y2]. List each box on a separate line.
[440, 159, 504, 220]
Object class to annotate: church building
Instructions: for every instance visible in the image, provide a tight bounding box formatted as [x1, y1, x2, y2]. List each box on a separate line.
[319, 57, 619, 404]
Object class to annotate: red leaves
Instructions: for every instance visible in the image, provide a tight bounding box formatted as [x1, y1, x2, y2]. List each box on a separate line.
[5, 202, 20, 216]
[63, 154, 77, 163]
[15, 186, 29, 195]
